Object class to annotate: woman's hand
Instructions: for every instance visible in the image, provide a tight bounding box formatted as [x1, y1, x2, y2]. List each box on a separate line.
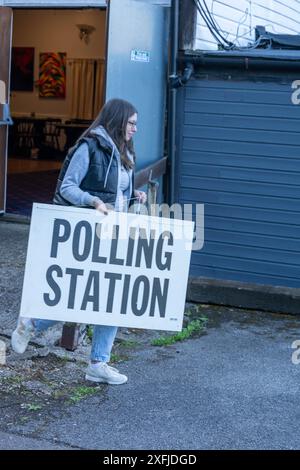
[94, 198, 109, 215]
[135, 190, 147, 204]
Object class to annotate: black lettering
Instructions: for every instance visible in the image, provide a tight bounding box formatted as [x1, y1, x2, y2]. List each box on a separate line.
[126, 227, 137, 266]
[109, 225, 124, 265]
[92, 224, 107, 263]
[131, 276, 150, 316]
[104, 272, 122, 313]
[72, 221, 92, 262]
[135, 229, 155, 268]
[121, 274, 131, 314]
[50, 219, 71, 258]
[156, 231, 173, 271]
[65, 268, 84, 309]
[81, 271, 100, 312]
[149, 277, 169, 317]
[43, 264, 62, 306]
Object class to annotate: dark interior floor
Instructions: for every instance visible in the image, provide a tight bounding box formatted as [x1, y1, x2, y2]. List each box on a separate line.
[6, 169, 60, 217]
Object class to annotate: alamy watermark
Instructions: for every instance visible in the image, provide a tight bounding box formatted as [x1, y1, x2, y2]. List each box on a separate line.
[291, 80, 300, 105]
[96, 203, 205, 251]
[291, 340, 300, 365]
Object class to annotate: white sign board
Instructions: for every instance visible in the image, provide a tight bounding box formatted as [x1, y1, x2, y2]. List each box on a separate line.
[20, 204, 194, 332]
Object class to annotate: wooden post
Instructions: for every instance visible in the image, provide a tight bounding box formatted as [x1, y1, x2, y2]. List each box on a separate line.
[60, 323, 84, 351]
[0, 7, 13, 214]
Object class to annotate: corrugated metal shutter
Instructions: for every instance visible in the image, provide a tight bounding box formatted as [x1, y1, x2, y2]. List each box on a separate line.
[176, 74, 300, 288]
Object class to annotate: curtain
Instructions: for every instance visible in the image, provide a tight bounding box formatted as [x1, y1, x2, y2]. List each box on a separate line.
[0, 80, 6, 104]
[70, 59, 105, 120]
[93, 59, 105, 118]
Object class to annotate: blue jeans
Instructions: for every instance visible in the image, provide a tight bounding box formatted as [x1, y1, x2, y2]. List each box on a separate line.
[33, 319, 118, 362]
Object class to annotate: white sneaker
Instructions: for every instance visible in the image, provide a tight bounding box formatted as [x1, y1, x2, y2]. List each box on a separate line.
[11, 317, 34, 354]
[85, 362, 128, 385]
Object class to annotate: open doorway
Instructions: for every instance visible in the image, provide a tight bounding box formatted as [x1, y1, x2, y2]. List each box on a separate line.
[7, 8, 106, 216]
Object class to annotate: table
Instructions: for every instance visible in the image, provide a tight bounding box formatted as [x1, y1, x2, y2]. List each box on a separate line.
[9, 116, 50, 157]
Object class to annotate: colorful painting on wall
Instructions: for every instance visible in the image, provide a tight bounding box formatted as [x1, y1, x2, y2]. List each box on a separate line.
[11, 47, 34, 92]
[39, 52, 66, 98]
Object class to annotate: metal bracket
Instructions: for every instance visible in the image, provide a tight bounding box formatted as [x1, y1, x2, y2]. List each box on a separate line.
[147, 170, 159, 217]
[0, 103, 13, 126]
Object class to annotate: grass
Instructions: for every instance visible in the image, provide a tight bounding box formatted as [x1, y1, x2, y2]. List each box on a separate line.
[20, 416, 29, 423]
[21, 403, 43, 411]
[110, 353, 129, 363]
[69, 385, 100, 403]
[52, 389, 68, 400]
[86, 325, 93, 340]
[151, 318, 207, 347]
[2, 375, 24, 386]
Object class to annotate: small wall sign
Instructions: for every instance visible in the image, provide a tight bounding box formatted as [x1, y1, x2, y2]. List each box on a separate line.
[131, 49, 150, 63]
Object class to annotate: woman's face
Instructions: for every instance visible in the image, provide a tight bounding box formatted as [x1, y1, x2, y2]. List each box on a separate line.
[125, 113, 138, 142]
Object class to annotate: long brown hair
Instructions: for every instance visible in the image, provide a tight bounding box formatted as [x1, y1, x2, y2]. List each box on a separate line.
[76, 98, 137, 169]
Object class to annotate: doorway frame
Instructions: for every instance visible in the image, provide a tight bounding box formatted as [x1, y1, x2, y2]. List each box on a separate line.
[0, 7, 13, 215]
[2, 1, 106, 7]
[2, 3, 107, 216]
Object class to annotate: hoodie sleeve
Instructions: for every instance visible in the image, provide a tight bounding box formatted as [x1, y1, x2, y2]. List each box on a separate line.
[60, 142, 98, 207]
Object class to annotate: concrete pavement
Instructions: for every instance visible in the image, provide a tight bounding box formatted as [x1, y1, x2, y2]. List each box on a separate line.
[1, 219, 300, 450]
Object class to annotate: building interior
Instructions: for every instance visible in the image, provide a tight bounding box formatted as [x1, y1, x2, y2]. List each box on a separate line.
[7, 8, 106, 216]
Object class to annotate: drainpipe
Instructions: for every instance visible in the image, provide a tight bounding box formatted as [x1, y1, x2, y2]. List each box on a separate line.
[167, 2, 194, 204]
[170, 62, 194, 88]
[167, 0, 179, 205]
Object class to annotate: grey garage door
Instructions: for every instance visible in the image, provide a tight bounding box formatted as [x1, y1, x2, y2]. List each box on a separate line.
[175, 73, 300, 288]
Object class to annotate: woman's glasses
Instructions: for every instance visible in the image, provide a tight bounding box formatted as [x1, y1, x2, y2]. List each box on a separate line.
[127, 120, 137, 129]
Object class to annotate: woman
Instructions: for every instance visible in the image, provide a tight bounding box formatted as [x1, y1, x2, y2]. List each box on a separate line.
[11, 98, 147, 385]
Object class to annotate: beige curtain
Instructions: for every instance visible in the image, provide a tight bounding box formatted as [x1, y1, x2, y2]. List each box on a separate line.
[93, 59, 105, 118]
[70, 59, 106, 120]
[70, 59, 95, 120]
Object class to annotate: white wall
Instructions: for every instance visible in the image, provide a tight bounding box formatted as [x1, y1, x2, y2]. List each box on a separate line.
[10, 9, 106, 119]
[195, 0, 300, 50]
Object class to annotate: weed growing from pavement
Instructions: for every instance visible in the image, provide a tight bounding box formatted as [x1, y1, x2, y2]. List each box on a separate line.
[21, 403, 43, 412]
[86, 325, 93, 340]
[69, 385, 100, 403]
[2, 375, 24, 386]
[55, 355, 69, 364]
[110, 353, 129, 363]
[151, 318, 207, 347]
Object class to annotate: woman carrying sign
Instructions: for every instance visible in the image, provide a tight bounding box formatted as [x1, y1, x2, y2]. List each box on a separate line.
[11, 98, 146, 385]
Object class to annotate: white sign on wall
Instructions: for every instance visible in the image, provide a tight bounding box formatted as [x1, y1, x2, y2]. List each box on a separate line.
[20, 204, 194, 332]
[130, 49, 150, 63]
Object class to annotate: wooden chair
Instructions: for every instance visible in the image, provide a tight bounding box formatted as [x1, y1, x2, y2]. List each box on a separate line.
[42, 118, 62, 152]
[13, 118, 38, 157]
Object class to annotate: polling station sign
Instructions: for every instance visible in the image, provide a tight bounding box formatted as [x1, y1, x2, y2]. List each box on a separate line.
[20, 204, 194, 331]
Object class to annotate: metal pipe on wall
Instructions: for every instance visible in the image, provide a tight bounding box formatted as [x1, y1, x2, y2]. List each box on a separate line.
[179, 51, 300, 72]
[167, 0, 179, 205]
